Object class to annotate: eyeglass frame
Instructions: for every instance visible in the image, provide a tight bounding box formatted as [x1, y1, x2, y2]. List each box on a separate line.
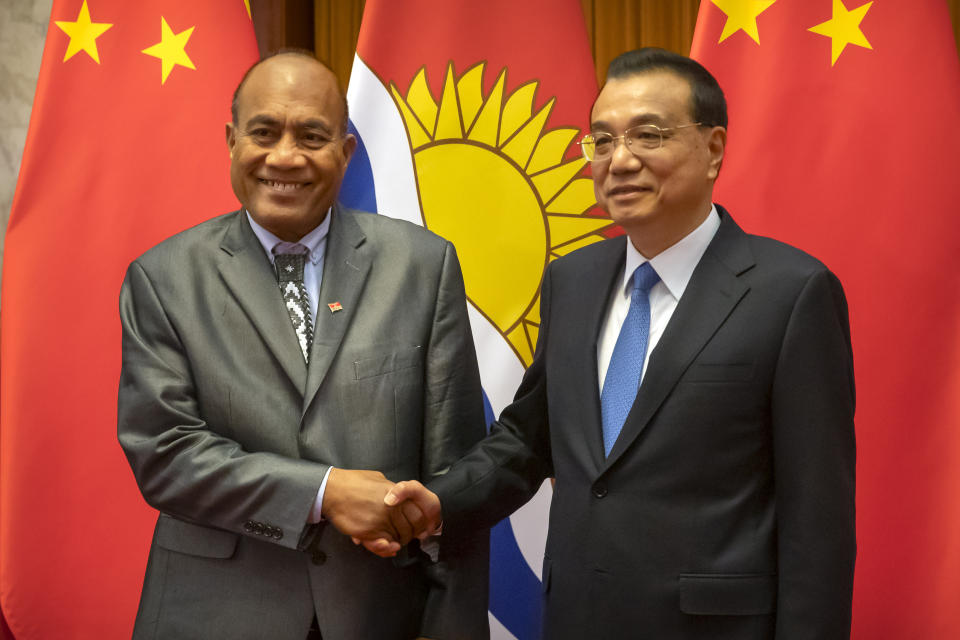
[578, 122, 705, 162]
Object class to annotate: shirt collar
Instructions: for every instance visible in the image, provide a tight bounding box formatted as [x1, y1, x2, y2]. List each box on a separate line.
[621, 204, 721, 301]
[245, 208, 331, 265]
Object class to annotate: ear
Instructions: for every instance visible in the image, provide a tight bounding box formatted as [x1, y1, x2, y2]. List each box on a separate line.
[340, 133, 357, 164]
[225, 122, 236, 155]
[705, 126, 726, 180]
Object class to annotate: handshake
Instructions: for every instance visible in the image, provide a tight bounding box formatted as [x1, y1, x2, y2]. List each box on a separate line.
[321, 468, 443, 558]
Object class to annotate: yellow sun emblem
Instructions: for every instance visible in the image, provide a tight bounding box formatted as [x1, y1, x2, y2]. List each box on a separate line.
[390, 63, 611, 364]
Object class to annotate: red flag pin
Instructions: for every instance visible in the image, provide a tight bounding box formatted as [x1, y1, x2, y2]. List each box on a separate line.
[327, 301, 343, 313]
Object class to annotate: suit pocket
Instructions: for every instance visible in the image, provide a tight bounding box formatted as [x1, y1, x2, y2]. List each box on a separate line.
[154, 513, 239, 559]
[354, 345, 422, 380]
[679, 573, 776, 615]
[683, 362, 754, 383]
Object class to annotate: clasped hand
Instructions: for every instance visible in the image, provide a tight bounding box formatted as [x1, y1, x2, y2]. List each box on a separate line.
[322, 469, 441, 558]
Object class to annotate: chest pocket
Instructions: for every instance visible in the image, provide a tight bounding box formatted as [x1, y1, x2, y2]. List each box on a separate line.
[354, 346, 422, 380]
[683, 362, 754, 383]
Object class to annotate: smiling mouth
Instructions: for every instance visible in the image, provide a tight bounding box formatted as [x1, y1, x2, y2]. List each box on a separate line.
[259, 178, 307, 192]
[608, 185, 649, 197]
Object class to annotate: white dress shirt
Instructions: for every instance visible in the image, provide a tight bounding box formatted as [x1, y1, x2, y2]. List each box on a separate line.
[597, 205, 721, 394]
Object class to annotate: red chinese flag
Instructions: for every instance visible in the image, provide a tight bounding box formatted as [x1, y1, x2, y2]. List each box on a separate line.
[0, 0, 257, 636]
[691, 1, 960, 637]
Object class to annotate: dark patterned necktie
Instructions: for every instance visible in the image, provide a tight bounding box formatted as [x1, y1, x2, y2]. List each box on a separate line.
[273, 244, 313, 363]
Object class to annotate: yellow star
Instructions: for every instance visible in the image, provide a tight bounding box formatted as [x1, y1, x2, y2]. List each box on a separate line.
[808, 0, 873, 66]
[54, 0, 113, 64]
[711, 0, 777, 44]
[141, 17, 196, 85]
[243, 0, 252, 19]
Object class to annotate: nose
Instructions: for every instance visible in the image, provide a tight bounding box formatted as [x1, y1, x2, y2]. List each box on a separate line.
[608, 137, 641, 173]
[265, 133, 306, 168]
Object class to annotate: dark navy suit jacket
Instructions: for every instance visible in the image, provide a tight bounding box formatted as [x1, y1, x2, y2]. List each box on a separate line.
[433, 206, 856, 639]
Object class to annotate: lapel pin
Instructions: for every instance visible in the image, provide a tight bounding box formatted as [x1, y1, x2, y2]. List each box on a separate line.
[327, 301, 343, 313]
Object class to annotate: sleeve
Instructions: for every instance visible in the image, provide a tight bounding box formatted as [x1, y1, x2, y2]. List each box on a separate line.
[770, 267, 856, 638]
[428, 262, 555, 537]
[413, 242, 491, 639]
[117, 260, 325, 551]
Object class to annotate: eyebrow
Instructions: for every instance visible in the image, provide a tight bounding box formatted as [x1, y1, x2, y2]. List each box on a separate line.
[591, 113, 670, 131]
[244, 115, 280, 129]
[243, 115, 335, 134]
[300, 119, 334, 134]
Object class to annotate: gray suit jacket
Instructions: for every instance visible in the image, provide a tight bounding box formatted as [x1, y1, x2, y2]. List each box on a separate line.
[118, 205, 489, 640]
[432, 207, 855, 639]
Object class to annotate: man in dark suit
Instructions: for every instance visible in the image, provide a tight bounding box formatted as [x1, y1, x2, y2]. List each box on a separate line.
[380, 48, 856, 638]
[117, 51, 488, 639]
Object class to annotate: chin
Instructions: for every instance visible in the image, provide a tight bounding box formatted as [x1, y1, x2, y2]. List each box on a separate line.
[609, 207, 656, 228]
[248, 208, 301, 235]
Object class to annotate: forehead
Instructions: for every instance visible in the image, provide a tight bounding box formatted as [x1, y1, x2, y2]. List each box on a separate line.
[591, 71, 693, 127]
[236, 56, 343, 124]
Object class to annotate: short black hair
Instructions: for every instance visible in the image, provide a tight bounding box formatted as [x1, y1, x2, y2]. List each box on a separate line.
[606, 48, 727, 129]
[230, 48, 349, 134]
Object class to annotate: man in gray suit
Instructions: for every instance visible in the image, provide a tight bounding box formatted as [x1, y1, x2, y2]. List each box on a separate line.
[378, 48, 856, 638]
[118, 51, 488, 640]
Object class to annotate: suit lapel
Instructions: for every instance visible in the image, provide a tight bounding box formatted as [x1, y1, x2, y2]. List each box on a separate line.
[303, 205, 371, 414]
[573, 240, 628, 471]
[217, 212, 307, 391]
[603, 210, 756, 469]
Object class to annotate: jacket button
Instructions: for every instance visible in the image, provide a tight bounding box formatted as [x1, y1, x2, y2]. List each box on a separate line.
[311, 550, 327, 565]
[252, 522, 264, 535]
[273, 529, 284, 540]
[243, 521, 254, 532]
[592, 483, 608, 498]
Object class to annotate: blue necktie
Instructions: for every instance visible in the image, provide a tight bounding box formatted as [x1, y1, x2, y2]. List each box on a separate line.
[601, 262, 660, 457]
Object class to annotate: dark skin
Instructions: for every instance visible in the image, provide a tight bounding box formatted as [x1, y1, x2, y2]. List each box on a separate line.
[226, 54, 427, 553]
[226, 54, 356, 241]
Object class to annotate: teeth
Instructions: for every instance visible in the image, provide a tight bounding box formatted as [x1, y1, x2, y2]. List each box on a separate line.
[260, 179, 303, 191]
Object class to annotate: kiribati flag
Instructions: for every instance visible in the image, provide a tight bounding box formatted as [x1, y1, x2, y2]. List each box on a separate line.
[342, 1, 605, 637]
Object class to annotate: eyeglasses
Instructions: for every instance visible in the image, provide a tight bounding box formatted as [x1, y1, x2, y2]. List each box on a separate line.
[578, 123, 703, 161]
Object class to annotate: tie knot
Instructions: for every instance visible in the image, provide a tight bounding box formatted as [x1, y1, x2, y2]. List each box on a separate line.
[274, 252, 306, 283]
[273, 242, 309, 256]
[631, 262, 659, 295]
